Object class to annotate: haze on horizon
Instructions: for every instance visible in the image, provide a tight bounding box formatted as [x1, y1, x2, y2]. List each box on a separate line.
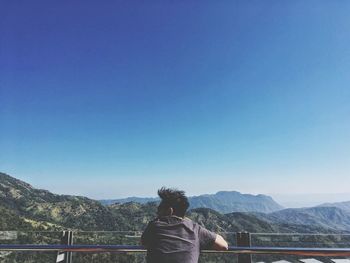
[1, 1, 349, 201]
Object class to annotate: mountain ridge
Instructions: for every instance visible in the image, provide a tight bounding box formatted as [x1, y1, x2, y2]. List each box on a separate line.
[100, 190, 284, 213]
[318, 201, 350, 213]
[2, 171, 350, 234]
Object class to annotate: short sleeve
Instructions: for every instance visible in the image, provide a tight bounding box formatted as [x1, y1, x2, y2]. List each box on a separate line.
[198, 225, 217, 250]
[141, 222, 154, 248]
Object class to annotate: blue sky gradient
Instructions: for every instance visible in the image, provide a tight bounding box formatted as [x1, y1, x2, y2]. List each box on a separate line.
[1, 1, 350, 199]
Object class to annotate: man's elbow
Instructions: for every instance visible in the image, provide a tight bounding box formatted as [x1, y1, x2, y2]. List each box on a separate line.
[212, 234, 228, 251]
[140, 237, 148, 248]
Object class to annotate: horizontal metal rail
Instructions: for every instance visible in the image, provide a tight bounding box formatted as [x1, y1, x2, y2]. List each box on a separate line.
[251, 233, 350, 236]
[0, 233, 350, 236]
[1, 245, 350, 257]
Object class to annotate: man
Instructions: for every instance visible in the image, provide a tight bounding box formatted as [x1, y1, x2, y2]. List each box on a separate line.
[141, 187, 228, 263]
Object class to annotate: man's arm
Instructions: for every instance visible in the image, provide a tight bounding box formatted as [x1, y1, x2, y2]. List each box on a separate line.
[140, 236, 146, 246]
[141, 222, 153, 248]
[198, 224, 228, 251]
[212, 234, 228, 251]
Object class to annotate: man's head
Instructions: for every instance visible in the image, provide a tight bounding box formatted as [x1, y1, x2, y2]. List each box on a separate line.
[157, 187, 189, 218]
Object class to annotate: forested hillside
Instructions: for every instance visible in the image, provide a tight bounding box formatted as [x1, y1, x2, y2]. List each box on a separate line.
[1, 172, 349, 262]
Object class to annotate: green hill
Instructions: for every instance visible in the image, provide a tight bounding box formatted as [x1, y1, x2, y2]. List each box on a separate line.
[1, 172, 347, 233]
[1, 172, 348, 262]
[0, 172, 114, 231]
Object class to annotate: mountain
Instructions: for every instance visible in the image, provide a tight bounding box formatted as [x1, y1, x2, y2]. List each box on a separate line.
[100, 191, 284, 213]
[265, 206, 350, 231]
[0, 205, 33, 230]
[1, 172, 349, 263]
[1, 171, 348, 234]
[189, 191, 283, 213]
[0, 172, 116, 231]
[318, 201, 350, 213]
[1, 172, 284, 233]
[100, 197, 159, 205]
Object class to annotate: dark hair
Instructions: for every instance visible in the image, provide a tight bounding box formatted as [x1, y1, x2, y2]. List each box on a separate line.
[157, 187, 189, 217]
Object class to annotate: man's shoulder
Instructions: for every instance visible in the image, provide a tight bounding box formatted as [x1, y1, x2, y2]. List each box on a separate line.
[183, 217, 204, 228]
[147, 217, 198, 229]
[183, 217, 196, 226]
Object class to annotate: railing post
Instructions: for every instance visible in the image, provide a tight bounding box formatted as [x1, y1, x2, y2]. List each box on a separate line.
[56, 231, 73, 263]
[236, 232, 252, 263]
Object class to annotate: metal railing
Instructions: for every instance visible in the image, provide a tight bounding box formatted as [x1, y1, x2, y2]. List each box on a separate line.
[1, 231, 350, 263]
[2, 244, 350, 255]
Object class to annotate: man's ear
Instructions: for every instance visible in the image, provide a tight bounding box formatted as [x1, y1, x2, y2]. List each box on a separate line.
[168, 207, 174, 216]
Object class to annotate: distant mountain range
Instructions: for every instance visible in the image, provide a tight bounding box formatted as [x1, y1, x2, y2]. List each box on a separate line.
[258, 206, 350, 232]
[318, 201, 350, 213]
[100, 191, 284, 213]
[2, 171, 350, 233]
[100, 196, 159, 205]
[190, 191, 284, 213]
[2, 171, 350, 262]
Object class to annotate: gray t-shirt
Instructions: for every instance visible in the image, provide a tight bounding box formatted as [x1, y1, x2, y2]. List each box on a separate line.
[141, 216, 217, 263]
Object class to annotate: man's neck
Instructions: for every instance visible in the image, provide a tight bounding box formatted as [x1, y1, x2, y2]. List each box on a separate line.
[158, 214, 184, 220]
[170, 215, 184, 220]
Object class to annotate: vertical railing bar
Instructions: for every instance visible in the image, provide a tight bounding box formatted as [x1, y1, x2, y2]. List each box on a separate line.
[56, 231, 73, 263]
[237, 232, 252, 263]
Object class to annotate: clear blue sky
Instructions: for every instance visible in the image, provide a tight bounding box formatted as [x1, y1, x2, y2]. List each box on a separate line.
[1, 0, 350, 199]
